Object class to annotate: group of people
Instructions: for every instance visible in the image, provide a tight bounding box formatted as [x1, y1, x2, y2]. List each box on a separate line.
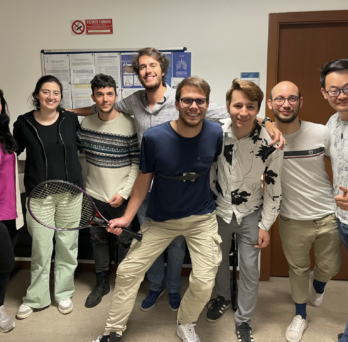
[0, 48, 348, 342]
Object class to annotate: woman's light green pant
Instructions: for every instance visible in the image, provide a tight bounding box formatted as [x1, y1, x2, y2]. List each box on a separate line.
[23, 194, 81, 308]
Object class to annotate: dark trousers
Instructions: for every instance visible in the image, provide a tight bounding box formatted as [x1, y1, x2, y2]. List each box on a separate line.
[0, 220, 18, 305]
[90, 197, 132, 273]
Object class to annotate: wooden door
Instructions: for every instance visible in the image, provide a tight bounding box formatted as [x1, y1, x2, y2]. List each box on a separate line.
[261, 10, 348, 281]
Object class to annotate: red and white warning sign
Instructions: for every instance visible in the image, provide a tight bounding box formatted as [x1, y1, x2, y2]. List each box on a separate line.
[71, 19, 113, 36]
[86, 19, 113, 35]
[71, 20, 85, 35]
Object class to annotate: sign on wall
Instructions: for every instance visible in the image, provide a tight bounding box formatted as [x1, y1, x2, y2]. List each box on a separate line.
[240, 72, 260, 85]
[71, 19, 113, 35]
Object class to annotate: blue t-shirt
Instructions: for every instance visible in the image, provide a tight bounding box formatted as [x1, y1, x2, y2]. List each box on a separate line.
[140, 120, 223, 222]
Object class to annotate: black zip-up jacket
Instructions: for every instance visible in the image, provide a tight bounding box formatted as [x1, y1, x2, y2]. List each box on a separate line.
[13, 109, 83, 196]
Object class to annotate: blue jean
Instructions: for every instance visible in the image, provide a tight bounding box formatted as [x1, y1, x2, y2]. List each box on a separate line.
[137, 192, 185, 293]
[337, 218, 348, 342]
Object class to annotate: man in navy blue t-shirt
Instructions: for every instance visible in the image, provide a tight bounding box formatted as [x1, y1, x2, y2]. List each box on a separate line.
[92, 76, 223, 342]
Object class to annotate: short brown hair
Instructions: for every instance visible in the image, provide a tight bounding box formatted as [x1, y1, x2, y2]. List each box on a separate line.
[132, 47, 170, 84]
[175, 76, 211, 102]
[226, 78, 264, 110]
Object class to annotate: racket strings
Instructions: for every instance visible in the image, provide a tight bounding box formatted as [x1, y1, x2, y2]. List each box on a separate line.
[29, 182, 95, 229]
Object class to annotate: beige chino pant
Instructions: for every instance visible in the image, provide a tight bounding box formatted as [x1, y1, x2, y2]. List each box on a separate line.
[279, 213, 341, 304]
[104, 211, 222, 336]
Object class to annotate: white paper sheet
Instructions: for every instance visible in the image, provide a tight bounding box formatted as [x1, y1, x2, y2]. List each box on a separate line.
[72, 84, 93, 109]
[62, 83, 73, 109]
[171, 77, 184, 89]
[95, 53, 121, 89]
[70, 54, 95, 84]
[44, 54, 70, 83]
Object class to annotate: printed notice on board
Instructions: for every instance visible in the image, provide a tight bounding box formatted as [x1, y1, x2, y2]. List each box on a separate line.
[44, 54, 70, 83]
[95, 53, 121, 89]
[72, 84, 93, 109]
[70, 54, 95, 84]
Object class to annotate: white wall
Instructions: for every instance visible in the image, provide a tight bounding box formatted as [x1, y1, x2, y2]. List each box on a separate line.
[1, 0, 348, 126]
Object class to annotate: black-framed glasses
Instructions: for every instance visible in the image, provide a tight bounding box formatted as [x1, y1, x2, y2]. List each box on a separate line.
[179, 97, 208, 108]
[325, 87, 348, 97]
[272, 96, 299, 106]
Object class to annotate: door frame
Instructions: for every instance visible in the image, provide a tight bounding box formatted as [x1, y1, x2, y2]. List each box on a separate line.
[260, 9, 348, 281]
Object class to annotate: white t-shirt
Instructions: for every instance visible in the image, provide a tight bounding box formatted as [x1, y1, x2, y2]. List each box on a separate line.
[280, 120, 335, 220]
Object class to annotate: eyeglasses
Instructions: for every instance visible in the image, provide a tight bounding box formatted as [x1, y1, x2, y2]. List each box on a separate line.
[179, 98, 208, 108]
[272, 96, 299, 106]
[41, 90, 61, 97]
[325, 87, 348, 97]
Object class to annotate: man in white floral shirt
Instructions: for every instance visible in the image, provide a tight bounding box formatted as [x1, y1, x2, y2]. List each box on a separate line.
[320, 58, 348, 342]
[208, 79, 283, 342]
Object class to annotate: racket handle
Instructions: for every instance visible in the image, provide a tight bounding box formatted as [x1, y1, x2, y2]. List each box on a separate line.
[121, 228, 143, 241]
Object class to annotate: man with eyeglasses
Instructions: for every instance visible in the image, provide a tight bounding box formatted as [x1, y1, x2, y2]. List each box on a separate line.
[92, 76, 223, 342]
[268, 80, 341, 342]
[72, 47, 284, 313]
[320, 59, 348, 342]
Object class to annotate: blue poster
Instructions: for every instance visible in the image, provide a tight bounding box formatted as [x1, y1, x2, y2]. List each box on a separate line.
[163, 53, 172, 87]
[121, 53, 143, 88]
[173, 52, 191, 78]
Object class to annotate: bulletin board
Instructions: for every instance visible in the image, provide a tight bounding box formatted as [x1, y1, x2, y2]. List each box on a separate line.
[40, 47, 191, 109]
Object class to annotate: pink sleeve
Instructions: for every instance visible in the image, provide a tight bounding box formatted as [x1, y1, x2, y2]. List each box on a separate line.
[0, 146, 3, 166]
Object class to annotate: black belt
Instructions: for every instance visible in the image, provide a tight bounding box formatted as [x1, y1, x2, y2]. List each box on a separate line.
[158, 172, 200, 182]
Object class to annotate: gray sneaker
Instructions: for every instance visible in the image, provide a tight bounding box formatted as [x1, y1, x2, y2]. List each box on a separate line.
[0, 305, 15, 333]
[16, 303, 33, 319]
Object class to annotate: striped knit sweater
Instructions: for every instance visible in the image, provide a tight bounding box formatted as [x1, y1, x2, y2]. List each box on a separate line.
[78, 113, 140, 203]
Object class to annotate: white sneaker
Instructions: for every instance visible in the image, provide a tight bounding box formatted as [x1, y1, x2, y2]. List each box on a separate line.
[0, 305, 15, 332]
[177, 321, 201, 342]
[308, 271, 324, 306]
[286, 315, 308, 342]
[58, 298, 73, 314]
[16, 303, 33, 319]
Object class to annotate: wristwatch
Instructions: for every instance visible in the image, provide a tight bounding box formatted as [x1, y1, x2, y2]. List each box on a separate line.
[262, 117, 272, 126]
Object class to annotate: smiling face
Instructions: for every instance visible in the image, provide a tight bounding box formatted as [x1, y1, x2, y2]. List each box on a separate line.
[175, 85, 209, 128]
[138, 55, 164, 90]
[321, 70, 348, 118]
[35, 82, 61, 112]
[228, 90, 259, 136]
[92, 86, 117, 115]
[268, 81, 302, 124]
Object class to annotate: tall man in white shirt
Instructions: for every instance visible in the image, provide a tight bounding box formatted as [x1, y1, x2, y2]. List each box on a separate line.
[319, 59, 348, 342]
[268, 81, 341, 342]
[208, 79, 283, 342]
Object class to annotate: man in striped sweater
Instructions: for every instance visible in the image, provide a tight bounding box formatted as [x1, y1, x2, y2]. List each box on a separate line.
[77, 74, 140, 308]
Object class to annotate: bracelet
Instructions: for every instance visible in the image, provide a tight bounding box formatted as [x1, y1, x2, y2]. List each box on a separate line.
[262, 117, 272, 126]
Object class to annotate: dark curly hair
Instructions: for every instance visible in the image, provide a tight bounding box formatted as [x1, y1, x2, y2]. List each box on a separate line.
[132, 47, 170, 84]
[31, 75, 63, 110]
[91, 73, 117, 95]
[0, 89, 17, 153]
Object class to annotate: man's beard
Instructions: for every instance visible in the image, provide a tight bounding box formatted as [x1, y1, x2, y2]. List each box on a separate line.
[139, 76, 162, 91]
[274, 110, 299, 123]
